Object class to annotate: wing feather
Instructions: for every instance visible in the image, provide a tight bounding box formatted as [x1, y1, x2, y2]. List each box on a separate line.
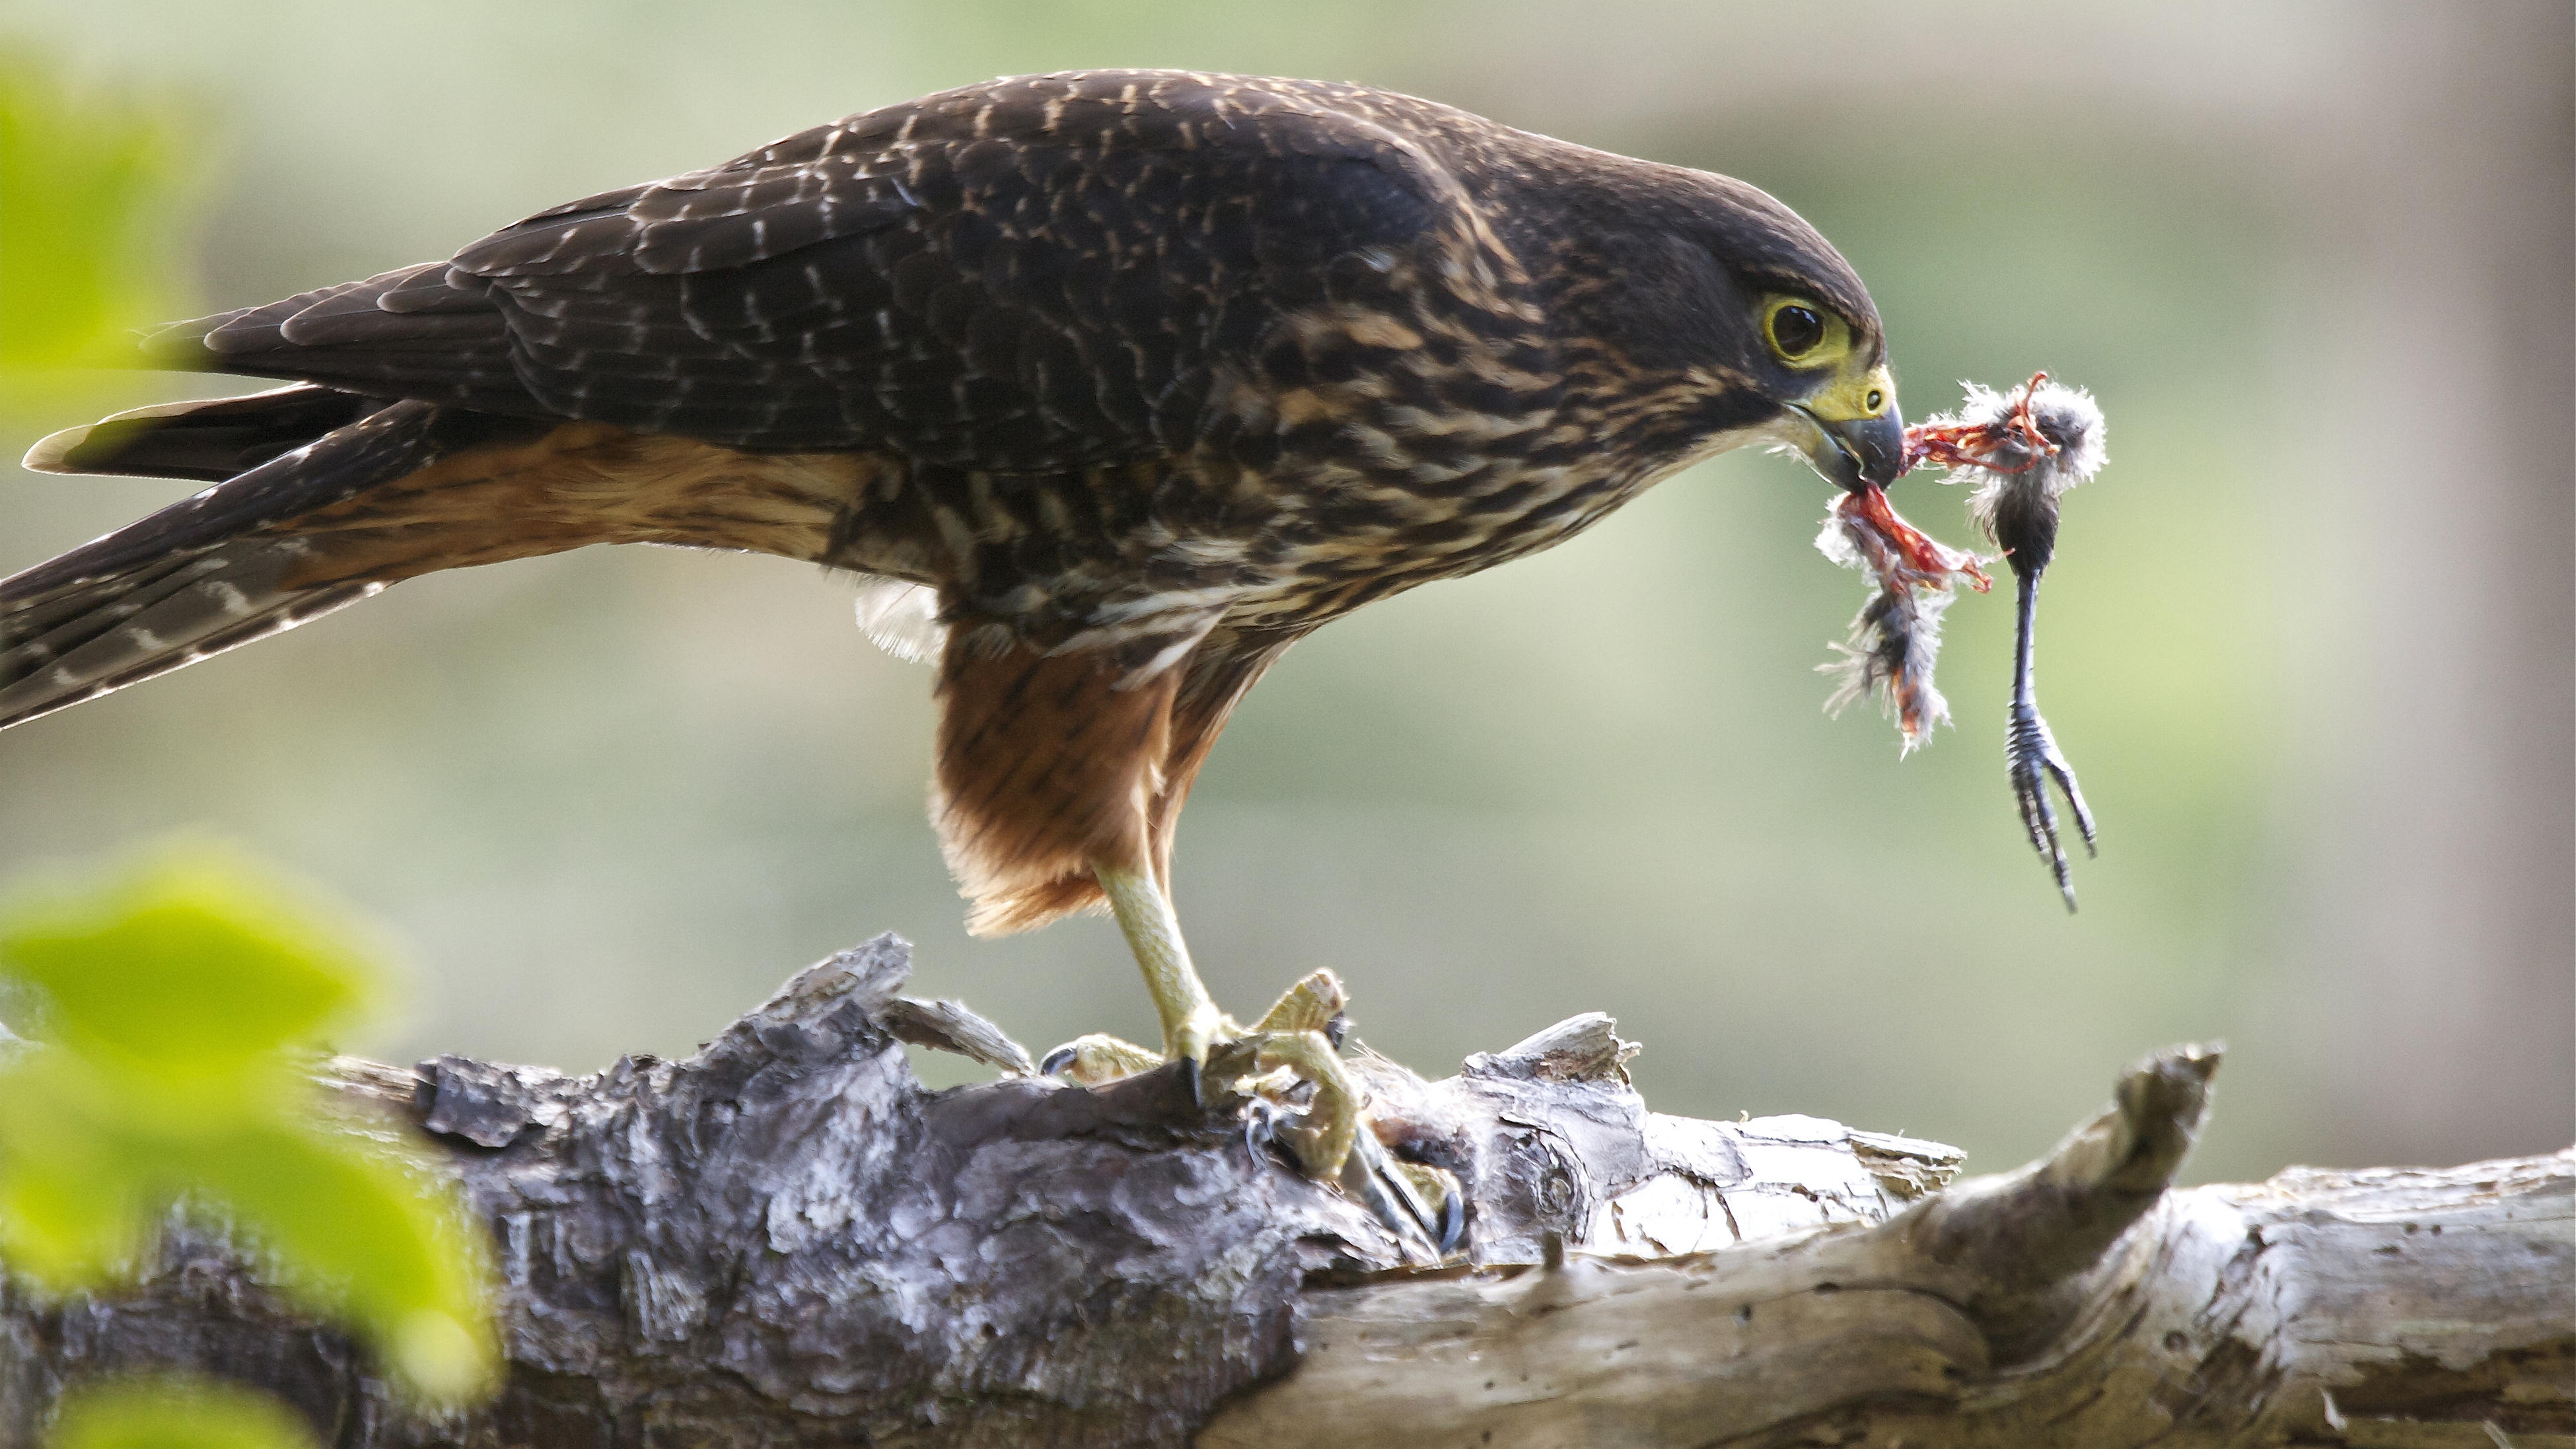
[153, 72, 1452, 468]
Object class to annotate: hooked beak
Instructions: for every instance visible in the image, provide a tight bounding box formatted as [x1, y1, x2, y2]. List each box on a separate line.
[1788, 402, 1906, 493]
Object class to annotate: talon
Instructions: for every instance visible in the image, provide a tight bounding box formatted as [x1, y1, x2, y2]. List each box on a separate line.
[1242, 1097, 1285, 1171]
[1341, 1133, 1466, 1259]
[1435, 1180, 1466, 1254]
[1398, 1160, 1466, 1256]
[1342, 1133, 1435, 1255]
[1164, 997, 1227, 1075]
[1037, 1033, 1164, 1085]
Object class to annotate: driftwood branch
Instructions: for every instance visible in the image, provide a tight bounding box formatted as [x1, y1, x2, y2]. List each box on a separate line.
[0, 937, 2566, 1448]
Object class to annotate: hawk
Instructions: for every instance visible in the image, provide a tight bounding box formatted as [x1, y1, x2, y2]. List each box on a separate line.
[5, 71, 1903, 1241]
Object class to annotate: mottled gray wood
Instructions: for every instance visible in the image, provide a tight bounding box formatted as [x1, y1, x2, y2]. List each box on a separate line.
[1207, 1055, 2574, 1449]
[0, 937, 2563, 1449]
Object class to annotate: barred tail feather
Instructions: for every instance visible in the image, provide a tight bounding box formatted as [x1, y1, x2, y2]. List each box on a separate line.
[0, 549, 381, 728]
[3, 398, 473, 730]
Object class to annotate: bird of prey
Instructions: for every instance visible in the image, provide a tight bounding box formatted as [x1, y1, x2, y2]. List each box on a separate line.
[5, 71, 1903, 1239]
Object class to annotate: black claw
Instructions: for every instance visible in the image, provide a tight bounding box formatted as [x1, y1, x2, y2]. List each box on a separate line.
[1359, 1164, 1433, 1254]
[1354, 1143, 1457, 1260]
[1180, 1055, 1202, 1108]
[2009, 705, 2093, 913]
[1242, 1100, 1283, 1172]
[1037, 1045, 1079, 1077]
[1435, 1184, 1466, 1255]
[1324, 1012, 1349, 1051]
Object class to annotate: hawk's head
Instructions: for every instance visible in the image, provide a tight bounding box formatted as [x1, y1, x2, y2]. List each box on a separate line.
[1525, 154, 1905, 493]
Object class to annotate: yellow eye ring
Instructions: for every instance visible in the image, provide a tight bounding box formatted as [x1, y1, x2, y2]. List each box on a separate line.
[1760, 295, 1849, 367]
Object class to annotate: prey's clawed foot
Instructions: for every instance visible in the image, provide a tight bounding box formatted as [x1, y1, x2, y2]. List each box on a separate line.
[1344, 1132, 1466, 1255]
[2007, 705, 2098, 911]
[1040, 969, 1462, 1258]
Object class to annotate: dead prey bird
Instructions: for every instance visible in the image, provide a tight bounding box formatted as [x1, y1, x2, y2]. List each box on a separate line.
[1818, 373, 2108, 907]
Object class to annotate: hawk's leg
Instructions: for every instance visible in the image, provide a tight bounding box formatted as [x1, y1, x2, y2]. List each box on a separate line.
[1094, 861, 1229, 1082]
[934, 632, 1453, 1248]
[1040, 878, 1460, 1255]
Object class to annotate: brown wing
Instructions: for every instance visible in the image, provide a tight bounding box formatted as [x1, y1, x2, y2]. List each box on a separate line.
[162, 71, 1453, 471]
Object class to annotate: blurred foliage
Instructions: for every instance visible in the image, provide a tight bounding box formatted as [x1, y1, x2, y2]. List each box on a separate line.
[0, 65, 193, 398]
[49, 1377, 318, 1449]
[0, 843, 499, 1445]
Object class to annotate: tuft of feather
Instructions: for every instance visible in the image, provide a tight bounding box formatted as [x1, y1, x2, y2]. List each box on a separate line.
[1819, 575, 1956, 750]
[1814, 485, 1989, 754]
[1909, 374, 2106, 575]
[853, 577, 947, 664]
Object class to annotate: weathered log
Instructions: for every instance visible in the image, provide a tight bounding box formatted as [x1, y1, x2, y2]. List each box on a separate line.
[0, 937, 2565, 1448]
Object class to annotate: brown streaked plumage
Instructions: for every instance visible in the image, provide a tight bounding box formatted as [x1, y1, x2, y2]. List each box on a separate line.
[5, 70, 1909, 1234]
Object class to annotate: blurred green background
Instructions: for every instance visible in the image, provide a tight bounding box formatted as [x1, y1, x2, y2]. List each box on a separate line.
[1, 0, 2566, 1187]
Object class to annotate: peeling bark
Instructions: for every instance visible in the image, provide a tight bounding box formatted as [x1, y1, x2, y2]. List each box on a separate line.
[0, 937, 2565, 1448]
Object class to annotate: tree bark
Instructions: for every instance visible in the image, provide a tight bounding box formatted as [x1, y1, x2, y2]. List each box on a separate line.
[0, 937, 2565, 1448]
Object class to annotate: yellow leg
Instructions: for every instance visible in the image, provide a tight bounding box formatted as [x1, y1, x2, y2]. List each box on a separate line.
[1093, 858, 1228, 1067]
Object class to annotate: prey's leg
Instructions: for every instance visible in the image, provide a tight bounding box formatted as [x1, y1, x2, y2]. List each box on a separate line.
[2005, 568, 2098, 911]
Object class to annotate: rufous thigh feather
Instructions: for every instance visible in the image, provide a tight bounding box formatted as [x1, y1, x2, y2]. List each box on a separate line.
[935, 633, 1180, 936]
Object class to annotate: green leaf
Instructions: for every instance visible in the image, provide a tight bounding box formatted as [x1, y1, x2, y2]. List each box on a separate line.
[51, 1376, 318, 1449]
[0, 65, 191, 378]
[0, 1054, 149, 1285]
[182, 1121, 499, 1401]
[0, 843, 385, 1085]
[0, 842, 497, 1406]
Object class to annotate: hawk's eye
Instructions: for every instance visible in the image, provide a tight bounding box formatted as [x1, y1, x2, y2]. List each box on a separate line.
[1769, 304, 1826, 361]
